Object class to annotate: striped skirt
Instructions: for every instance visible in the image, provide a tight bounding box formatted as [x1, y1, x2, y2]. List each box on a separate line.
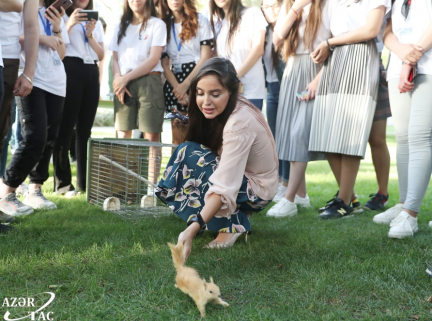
[309, 41, 380, 158]
[275, 54, 325, 162]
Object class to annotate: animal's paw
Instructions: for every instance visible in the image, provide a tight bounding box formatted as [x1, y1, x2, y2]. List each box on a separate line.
[223, 302, 230, 307]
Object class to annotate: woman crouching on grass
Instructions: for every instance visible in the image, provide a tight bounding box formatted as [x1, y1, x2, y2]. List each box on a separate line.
[156, 57, 278, 259]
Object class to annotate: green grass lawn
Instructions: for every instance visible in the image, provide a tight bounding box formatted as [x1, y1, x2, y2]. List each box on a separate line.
[1, 130, 432, 321]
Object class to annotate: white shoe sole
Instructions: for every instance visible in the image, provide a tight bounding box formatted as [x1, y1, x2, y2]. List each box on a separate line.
[373, 217, 394, 225]
[23, 199, 57, 210]
[6, 208, 34, 216]
[274, 210, 298, 218]
[388, 227, 418, 239]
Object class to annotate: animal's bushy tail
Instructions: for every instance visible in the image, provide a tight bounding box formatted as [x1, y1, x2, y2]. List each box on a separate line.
[168, 242, 185, 270]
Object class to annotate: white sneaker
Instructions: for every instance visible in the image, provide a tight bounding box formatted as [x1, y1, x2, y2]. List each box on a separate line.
[23, 189, 57, 210]
[0, 193, 34, 216]
[16, 182, 28, 196]
[273, 185, 287, 203]
[373, 203, 403, 225]
[294, 194, 311, 208]
[266, 198, 297, 218]
[388, 211, 418, 239]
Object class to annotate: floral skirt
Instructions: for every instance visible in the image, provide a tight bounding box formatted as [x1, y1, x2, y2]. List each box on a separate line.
[155, 142, 270, 233]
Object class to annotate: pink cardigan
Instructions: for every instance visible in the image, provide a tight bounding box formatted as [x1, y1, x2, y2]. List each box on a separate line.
[205, 97, 279, 217]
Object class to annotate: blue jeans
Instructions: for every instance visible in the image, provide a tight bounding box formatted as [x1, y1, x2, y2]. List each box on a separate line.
[249, 99, 263, 110]
[266, 81, 290, 183]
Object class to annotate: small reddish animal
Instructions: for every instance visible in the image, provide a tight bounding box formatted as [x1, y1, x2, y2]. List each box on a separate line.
[168, 242, 230, 317]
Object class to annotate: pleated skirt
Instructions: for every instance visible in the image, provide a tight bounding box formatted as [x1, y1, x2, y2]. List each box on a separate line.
[276, 54, 325, 162]
[309, 41, 379, 158]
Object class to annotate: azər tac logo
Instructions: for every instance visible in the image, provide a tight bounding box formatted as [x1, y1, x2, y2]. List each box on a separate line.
[2, 292, 55, 321]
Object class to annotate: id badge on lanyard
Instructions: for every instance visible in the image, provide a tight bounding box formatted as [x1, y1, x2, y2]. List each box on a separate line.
[39, 11, 60, 66]
[80, 23, 94, 64]
[172, 22, 182, 74]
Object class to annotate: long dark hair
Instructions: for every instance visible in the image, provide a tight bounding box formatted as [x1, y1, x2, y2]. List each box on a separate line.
[210, 0, 245, 54]
[117, 0, 156, 44]
[65, 0, 94, 16]
[184, 58, 240, 154]
[159, 0, 199, 43]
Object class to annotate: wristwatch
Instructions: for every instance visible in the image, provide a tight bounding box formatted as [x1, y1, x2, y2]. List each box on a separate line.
[187, 213, 207, 230]
[88, 33, 93, 39]
[53, 28, 62, 35]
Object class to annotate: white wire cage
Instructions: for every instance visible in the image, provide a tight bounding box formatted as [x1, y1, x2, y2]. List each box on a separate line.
[86, 138, 176, 218]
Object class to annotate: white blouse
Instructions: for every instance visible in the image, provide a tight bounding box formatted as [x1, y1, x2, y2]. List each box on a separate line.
[330, 0, 391, 37]
[216, 7, 268, 100]
[165, 13, 213, 65]
[387, 0, 432, 80]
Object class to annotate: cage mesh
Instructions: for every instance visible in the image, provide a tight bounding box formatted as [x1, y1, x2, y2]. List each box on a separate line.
[87, 138, 176, 218]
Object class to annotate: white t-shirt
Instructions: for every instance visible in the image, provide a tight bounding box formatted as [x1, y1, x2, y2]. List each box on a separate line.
[0, 10, 22, 59]
[217, 7, 268, 99]
[387, 0, 432, 80]
[63, 16, 104, 61]
[263, 28, 278, 83]
[165, 13, 213, 65]
[109, 17, 167, 75]
[275, 0, 335, 54]
[20, 7, 70, 97]
[330, 0, 391, 37]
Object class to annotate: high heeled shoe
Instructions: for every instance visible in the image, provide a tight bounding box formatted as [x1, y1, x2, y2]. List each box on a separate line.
[203, 232, 248, 249]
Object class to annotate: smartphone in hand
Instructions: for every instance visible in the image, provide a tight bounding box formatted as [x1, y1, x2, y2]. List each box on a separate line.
[50, 0, 73, 11]
[408, 64, 418, 82]
[80, 10, 99, 21]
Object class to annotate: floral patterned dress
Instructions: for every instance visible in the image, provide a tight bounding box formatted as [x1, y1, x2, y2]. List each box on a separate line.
[156, 142, 270, 233]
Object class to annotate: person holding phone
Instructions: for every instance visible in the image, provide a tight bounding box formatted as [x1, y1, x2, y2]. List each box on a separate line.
[211, 0, 268, 110]
[52, 0, 104, 197]
[372, 0, 432, 238]
[159, 0, 213, 145]
[109, 0, 166, 197]
[266, 0, 335, 218]
[0, 0, 69, 215]
[308, 0, 391, 219]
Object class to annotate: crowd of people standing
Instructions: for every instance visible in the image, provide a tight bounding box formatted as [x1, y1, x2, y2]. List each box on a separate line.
[0, 0, 431, 249]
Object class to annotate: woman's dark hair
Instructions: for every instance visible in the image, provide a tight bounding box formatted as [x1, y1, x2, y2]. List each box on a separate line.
[118, 0, 157, 44]
[65, 0, 94, 16]
[210, 0, 245, 54]
[184, 57, 240, 154]
[159, 0, 199, 43]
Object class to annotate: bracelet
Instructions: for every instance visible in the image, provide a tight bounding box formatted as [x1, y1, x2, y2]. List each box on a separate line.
[326, 39, 334, 52]
[21, 73, 33, 85]
[186, 213, 207, 230]
[53, 28, 62, 35]
[291, 7, 298, 16]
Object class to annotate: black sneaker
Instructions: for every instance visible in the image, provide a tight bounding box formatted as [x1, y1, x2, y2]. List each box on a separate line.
[364, 192, 389, 211]
[0, 223, 13, 234]
[318, 191, 339, 213]
[319, 198, 354, 219]
[318, 191, 363, 214]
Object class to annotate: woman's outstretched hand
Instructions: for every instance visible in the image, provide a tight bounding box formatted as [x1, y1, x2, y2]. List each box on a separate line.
[178, 223, 200, 262]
